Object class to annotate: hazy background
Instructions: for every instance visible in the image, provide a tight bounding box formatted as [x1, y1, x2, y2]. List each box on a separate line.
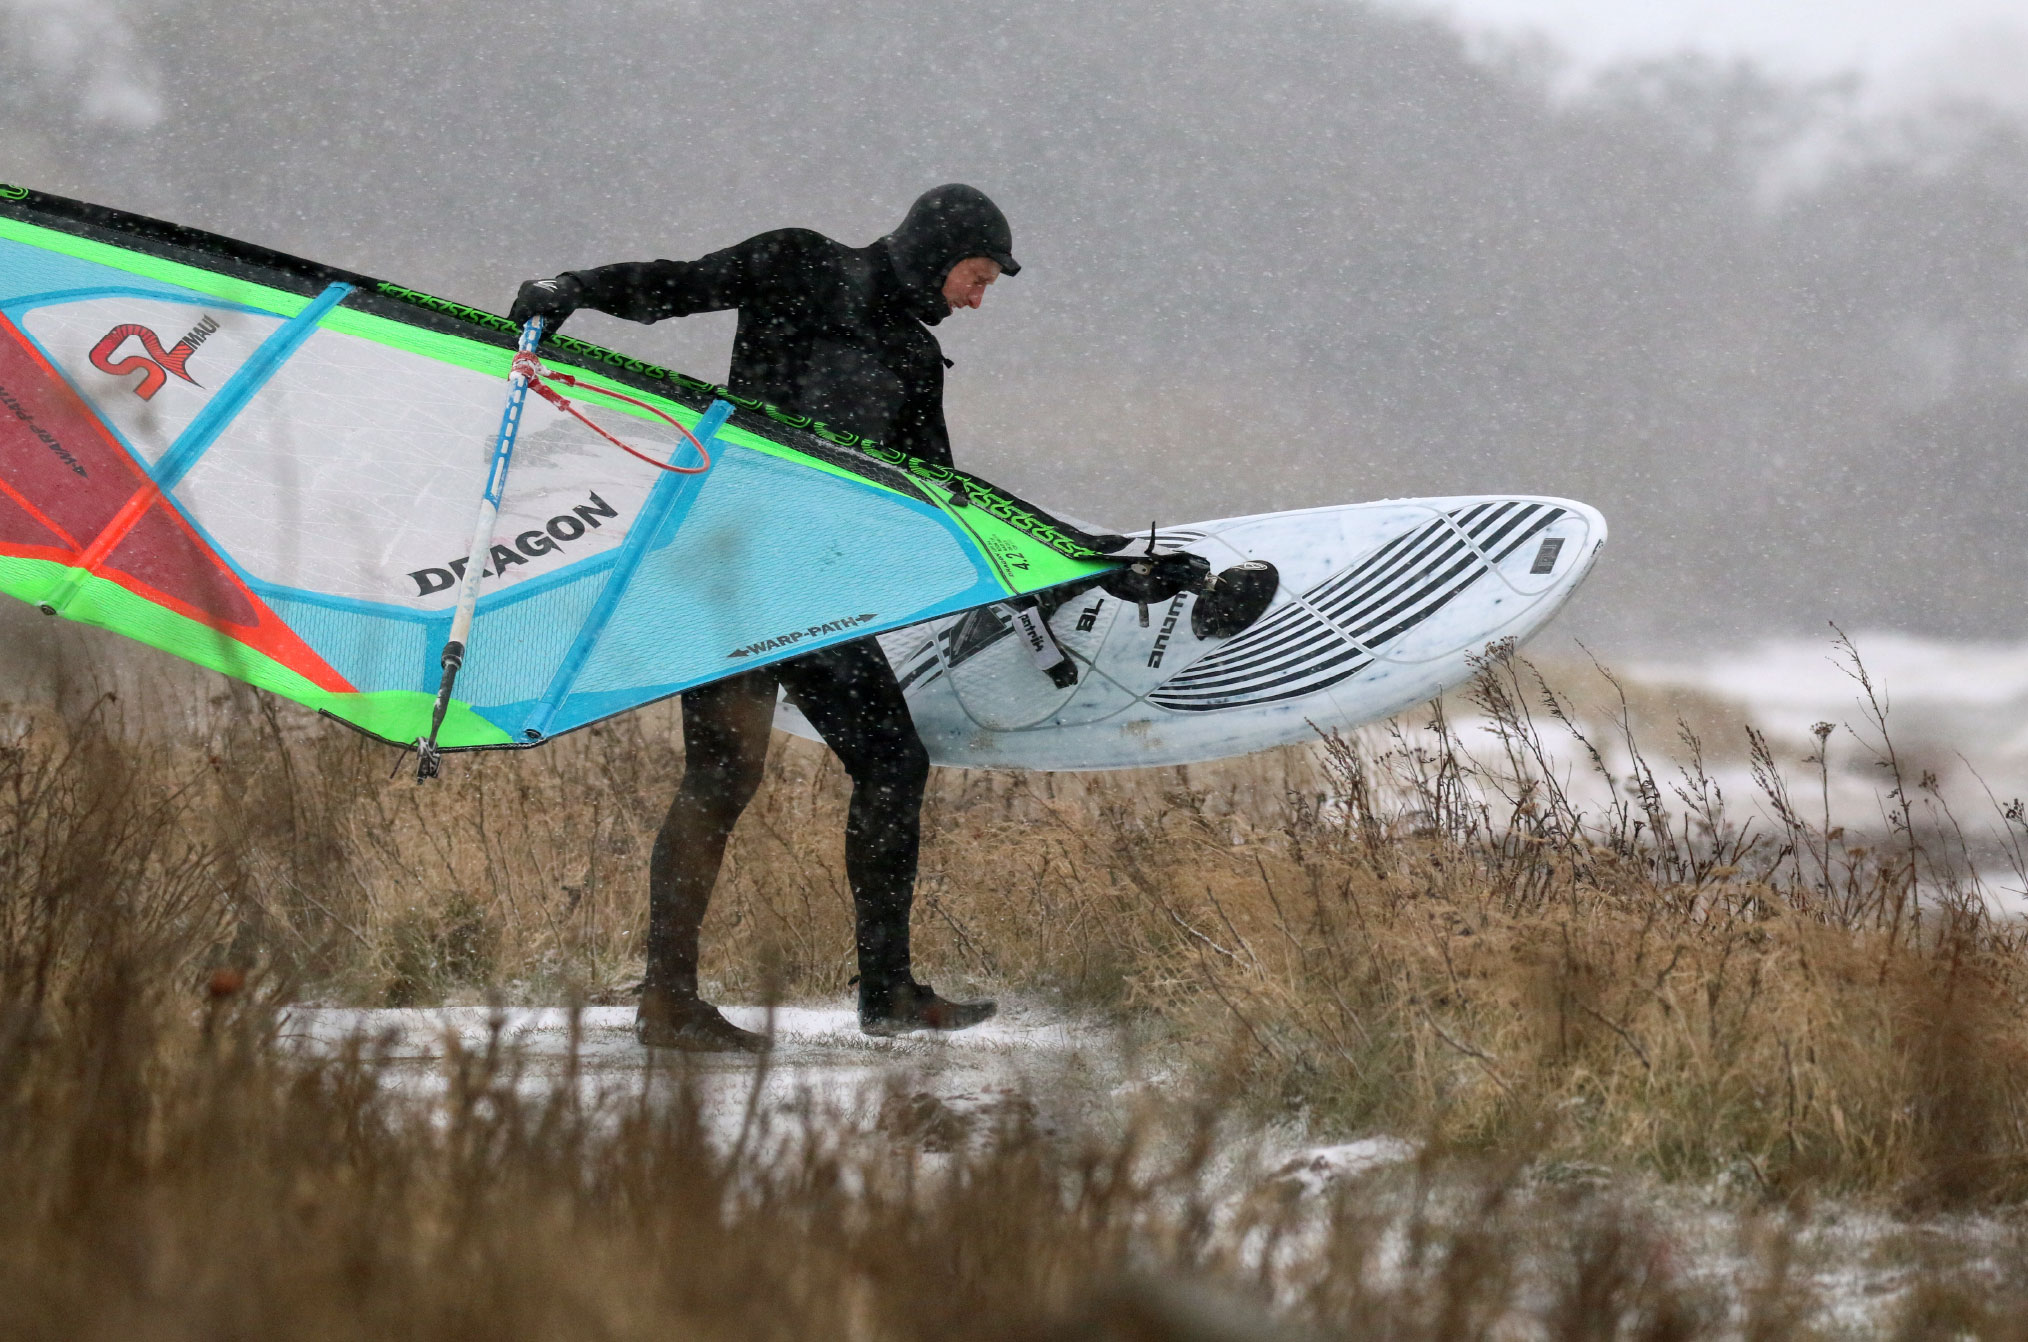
[1383, 0, 2028, 116]
[3, 0, 2025, 653]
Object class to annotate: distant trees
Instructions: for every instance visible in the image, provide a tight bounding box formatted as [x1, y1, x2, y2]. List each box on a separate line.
[13, 0, 2026, 644]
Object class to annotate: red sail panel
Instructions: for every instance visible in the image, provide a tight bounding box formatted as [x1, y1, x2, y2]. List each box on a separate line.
[0, 474, 71, 554]
[101, 499, 261, 628]
[0, 309, 352, 692]
[0, 313, 141, 551]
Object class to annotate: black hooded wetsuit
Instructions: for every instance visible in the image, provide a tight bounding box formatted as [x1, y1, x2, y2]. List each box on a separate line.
[556, 185, 1021, 1009]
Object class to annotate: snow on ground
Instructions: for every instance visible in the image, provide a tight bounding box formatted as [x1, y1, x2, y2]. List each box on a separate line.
[281, 1001, 1124, 1153]
[214, 633, 2028, 1330]
[281, 999, 2018, 1333]
[1265, 1137, 1420, 1196]
[1628, 630, 2028, 769]
[1407, 631, 2028, 909]
[1625, 632, 2028, 901]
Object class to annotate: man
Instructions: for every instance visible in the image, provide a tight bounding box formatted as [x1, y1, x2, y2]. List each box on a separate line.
[510, 185, 1016, 1051]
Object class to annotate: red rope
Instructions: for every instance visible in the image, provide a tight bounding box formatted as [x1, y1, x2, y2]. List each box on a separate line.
[513, 351, 713, 474]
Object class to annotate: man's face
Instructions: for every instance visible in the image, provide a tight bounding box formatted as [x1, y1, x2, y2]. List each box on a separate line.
[942, 257, 1002, 312]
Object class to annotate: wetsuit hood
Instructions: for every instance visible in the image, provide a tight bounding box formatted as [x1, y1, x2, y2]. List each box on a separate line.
[880, 184, 1019, 326]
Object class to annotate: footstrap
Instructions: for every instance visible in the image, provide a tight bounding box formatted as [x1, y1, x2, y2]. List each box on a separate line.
[1005, 593, 1078, 688]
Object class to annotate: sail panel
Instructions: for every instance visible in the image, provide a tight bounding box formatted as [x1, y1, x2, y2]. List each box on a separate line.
[0, 185, 1123, 752]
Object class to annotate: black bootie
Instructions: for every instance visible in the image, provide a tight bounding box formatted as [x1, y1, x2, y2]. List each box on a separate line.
[859, 977, 997, 1037]
[636, 983, 768, 1053]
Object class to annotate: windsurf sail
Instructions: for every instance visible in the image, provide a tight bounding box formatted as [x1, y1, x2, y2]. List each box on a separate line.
[0, 185, 1129, 751]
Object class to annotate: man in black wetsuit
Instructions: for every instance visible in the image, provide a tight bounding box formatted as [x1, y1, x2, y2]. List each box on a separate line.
[510, 185, 1016, 1051]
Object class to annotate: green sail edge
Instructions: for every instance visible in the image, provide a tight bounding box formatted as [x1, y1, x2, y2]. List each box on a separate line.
[0, 556, 513, 748]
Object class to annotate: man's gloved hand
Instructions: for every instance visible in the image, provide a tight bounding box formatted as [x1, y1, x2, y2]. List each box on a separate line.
[508, 274, 585, 336]
[1098, 549, 1212, 606]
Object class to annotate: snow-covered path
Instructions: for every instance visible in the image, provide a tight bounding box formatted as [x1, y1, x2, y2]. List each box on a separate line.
[280, 1002, 1125, 1148]
[278, 1002, 2022, 1331]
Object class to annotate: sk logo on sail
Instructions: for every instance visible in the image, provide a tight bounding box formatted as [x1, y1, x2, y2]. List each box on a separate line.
[89, 314, 220, 400]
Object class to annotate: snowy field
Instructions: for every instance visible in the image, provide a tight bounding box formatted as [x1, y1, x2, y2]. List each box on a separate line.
[281, 1000, 2026, 1333]
[281, 1002, 1119, 1147]
[1461, 630, 2028, 909]
[1627, 630, 2028, 789]
[10, 624, 2018, 1333]
[1656, 634, 2028, 901]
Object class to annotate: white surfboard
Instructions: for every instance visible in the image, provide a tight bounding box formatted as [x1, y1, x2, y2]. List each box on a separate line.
[778, 495, 1605, 771]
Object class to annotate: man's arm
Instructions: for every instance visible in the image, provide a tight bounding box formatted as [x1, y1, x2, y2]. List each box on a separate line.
[509, 229, 821, 333]
[890, 381, 953, 468]
[564, 245, 750, 324]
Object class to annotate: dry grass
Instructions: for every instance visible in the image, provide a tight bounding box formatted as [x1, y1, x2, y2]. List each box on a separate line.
[12, 643, 2028, 1334]
[14, 644, 2028, 1208]
[0, 706, 1794, 1340]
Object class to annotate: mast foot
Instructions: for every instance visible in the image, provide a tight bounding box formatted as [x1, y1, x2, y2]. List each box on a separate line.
[414, 737, 443, 783]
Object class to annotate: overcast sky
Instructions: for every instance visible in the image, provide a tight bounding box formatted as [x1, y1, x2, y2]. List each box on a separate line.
[8, 0, 2025, 648]
[1375, 0, 2028, 111]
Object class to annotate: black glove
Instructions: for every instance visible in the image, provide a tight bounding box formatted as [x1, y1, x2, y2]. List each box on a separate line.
[1098, 549, 1212, 606]
[508, 273, 585, 336]
[1191, 560, 1279, 639]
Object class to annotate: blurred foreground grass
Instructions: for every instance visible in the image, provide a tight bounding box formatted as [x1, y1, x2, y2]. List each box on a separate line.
[9, 648, 2028, 1336]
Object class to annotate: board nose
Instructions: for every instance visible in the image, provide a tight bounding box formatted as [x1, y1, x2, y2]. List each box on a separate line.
[1478, 497, 1606, 599]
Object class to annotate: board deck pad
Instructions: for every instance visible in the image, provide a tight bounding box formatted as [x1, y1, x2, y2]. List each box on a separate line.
[780, 497, 1606, 770]
[0, 186, 1128, 751]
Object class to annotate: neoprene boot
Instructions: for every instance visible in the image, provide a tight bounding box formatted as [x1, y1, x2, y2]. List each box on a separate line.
[859, 977, 997, 1037]
[636, 984, 769, 1053]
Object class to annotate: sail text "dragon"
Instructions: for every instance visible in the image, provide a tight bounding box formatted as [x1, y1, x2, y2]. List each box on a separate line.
[408, 492, 619, 596]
